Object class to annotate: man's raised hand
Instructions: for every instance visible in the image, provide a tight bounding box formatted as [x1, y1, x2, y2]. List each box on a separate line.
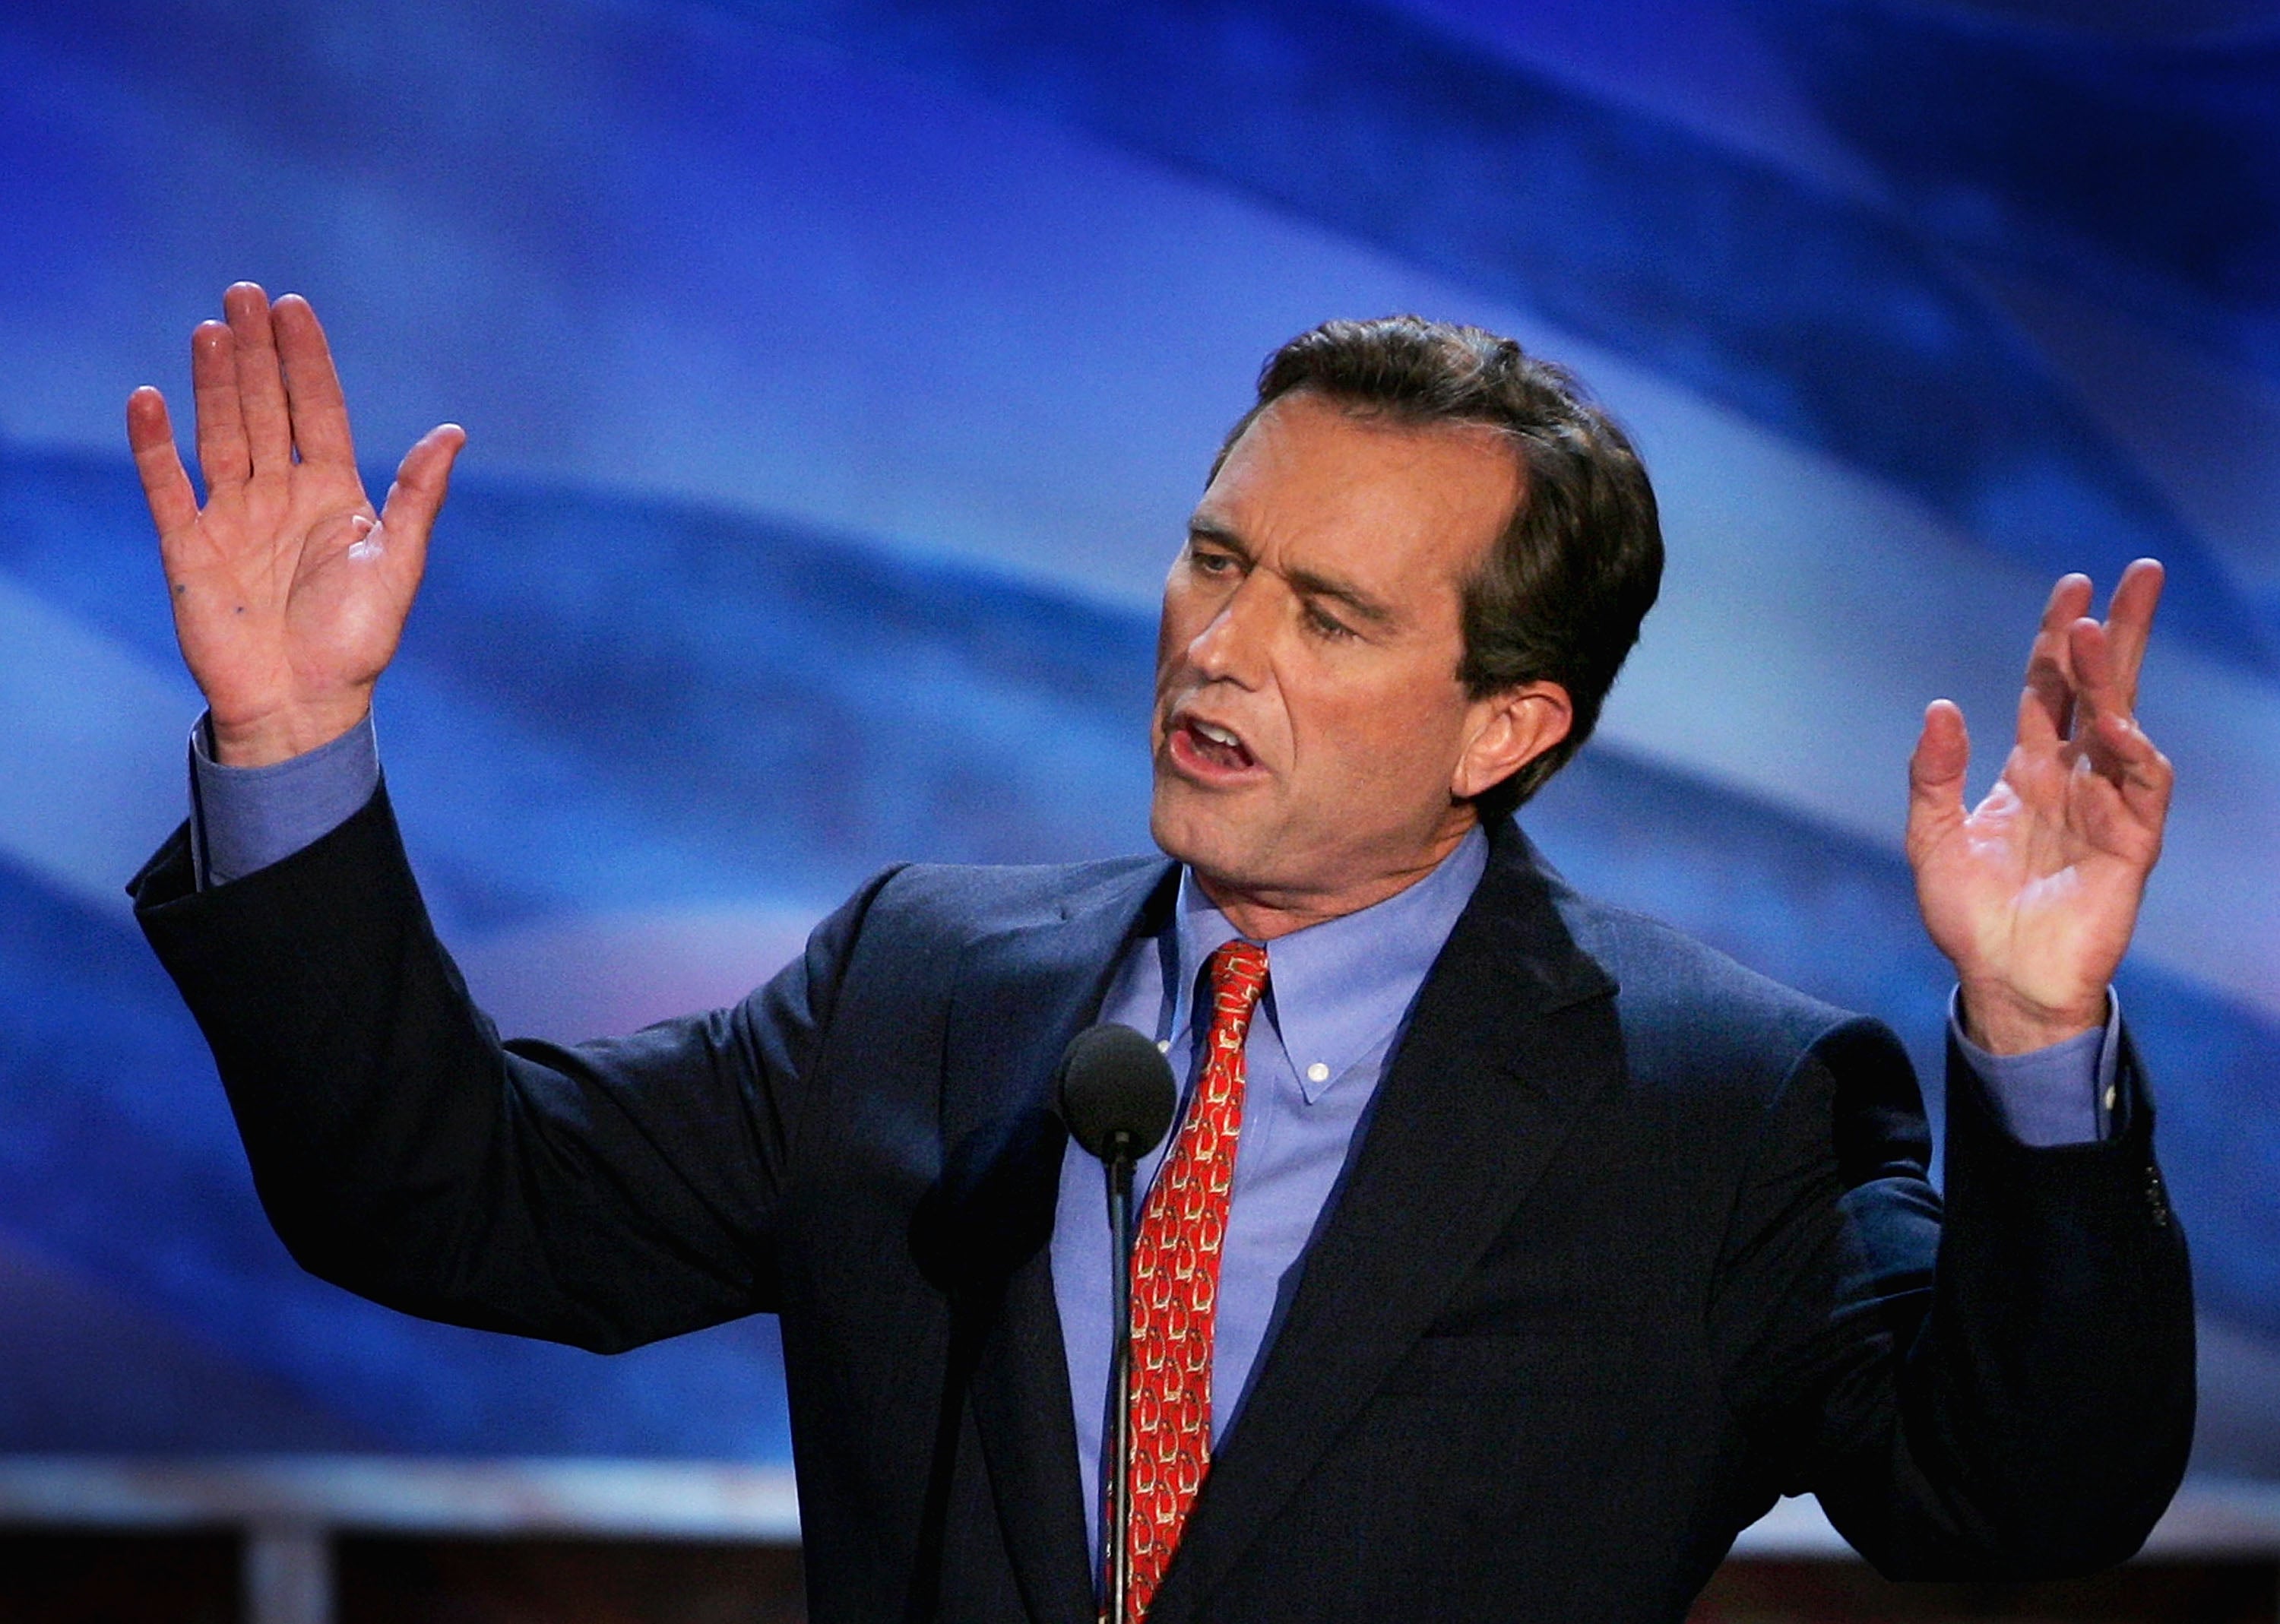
[128, 283, 463, 766]
[1905, 561, 2173, 1054]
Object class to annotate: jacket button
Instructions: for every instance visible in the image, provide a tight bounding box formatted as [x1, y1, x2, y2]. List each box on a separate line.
[2145, 1168, 2171, 1227]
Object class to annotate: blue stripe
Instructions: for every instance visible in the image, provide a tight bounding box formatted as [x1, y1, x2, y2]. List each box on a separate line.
[720, 0, 2271, 664]
[1756, 0, 2280, 374]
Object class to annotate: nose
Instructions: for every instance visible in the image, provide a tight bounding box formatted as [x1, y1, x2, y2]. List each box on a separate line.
[1185, 572, 1272, 687]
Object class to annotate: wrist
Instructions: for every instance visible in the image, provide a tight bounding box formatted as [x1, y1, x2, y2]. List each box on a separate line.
[208, 693, 373, 768]
[1957, 982, 2109, 1056]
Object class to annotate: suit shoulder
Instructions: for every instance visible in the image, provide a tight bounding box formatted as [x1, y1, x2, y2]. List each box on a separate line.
[1552, 885, 1873, 1081]
[860, 852, 1170, 946]
[773, 854, 1167, 1028]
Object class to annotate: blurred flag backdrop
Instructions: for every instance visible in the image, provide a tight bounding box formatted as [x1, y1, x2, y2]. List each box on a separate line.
[0, 0, 2275, 1479]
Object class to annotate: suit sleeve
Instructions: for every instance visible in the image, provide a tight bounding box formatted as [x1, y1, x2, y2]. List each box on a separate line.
[131, 780, 898, 1353]
[1708, 1015, 2195, 1580]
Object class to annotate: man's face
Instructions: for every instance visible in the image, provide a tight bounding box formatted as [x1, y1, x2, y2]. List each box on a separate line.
[1149, 391, 1541, 931]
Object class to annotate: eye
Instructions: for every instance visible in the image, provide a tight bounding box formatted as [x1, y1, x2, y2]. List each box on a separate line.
[1303, 600, 1355, 641]
[1189, 543, 1240, 576]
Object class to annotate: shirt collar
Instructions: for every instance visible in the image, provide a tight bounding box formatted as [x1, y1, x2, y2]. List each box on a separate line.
[1167, 825, 1490, 1103]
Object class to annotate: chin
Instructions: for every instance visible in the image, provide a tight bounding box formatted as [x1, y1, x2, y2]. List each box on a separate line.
[1149, 784, 1244, 875]
[1147, 793, 1206, 869]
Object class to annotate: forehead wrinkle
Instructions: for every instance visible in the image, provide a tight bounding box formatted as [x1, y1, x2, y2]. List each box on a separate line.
[1194, 400, 1506, 635]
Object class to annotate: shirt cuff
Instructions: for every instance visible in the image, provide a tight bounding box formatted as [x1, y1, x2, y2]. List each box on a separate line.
[1948, 988, 2123, 1146]
[188, 710, 382, 890]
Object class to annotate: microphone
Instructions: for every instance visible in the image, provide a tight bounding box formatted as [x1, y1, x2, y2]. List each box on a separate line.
[1058, 1023, 1176, 1624]
[1060, 1023, 1178, 1166]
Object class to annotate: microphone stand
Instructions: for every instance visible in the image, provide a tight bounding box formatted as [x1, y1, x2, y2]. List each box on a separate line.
[1104, 1129, 1139, 1624]
[1055, 1021, 1174, 1624]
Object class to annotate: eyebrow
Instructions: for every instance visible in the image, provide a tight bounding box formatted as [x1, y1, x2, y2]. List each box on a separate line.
[1186, 517, 1400, 628]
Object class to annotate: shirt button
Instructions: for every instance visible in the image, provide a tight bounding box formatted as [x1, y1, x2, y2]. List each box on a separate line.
[1306, 1062, 1331, 1084]
[1157, 1040, 1171, 1053]
[2104, 1084, 2118, 1113]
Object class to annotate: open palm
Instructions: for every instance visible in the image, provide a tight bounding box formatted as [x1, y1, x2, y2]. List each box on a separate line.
[128, 283, 463, 766]
[1906, 562, 2171, 1053]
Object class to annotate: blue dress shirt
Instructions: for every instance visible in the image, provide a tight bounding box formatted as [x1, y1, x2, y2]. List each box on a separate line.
[1053, 826, 1488, 1561]
[183, 708, 2115, 1568]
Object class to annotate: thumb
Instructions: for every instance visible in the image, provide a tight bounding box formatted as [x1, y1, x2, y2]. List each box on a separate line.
[378, 423, 467, 555]
[1907, 699, 1969, 856]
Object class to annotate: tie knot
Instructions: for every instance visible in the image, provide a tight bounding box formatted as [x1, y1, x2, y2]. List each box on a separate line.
[1203, 939, 1269, 1037]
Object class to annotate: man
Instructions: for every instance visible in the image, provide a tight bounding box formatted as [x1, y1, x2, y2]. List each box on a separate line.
[125, 287, 2191, 1622]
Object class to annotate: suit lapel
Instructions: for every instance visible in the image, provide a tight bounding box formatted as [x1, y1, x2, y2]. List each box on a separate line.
[939, 859, 1176, 1624]
[1146, 825, 1622, 1619]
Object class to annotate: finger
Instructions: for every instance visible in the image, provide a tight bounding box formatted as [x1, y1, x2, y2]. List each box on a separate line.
[2068, 616, 2164, 811]
[376, 423, 467, 562]
[271, 294, 359, 472]
[1907, 698, 1970, 856]
[190, 319, 250, 494]
[2019, 574, 2092, 748]
[2085, 702, 2165, 781]
[127, 386, 200, 543]
[2079, 707, 2180, 862]
[2083, 706, 2174, 839]
[2100, 558, 2164, 713]
[224, 281, 292, 478]
[2069, 616, 2127, 728]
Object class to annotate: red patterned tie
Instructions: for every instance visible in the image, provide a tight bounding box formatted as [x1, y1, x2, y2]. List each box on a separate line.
[1120, 938, 1269, 1621]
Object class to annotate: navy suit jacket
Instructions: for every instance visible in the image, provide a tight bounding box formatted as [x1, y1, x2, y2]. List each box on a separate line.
[131, 787, 2193, 1622]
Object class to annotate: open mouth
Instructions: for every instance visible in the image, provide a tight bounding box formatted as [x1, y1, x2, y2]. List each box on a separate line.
[1170, 715, 1258, 775]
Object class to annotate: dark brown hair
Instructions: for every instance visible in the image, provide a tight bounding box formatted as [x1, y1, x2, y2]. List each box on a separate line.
[1213, 315, 1664, 819]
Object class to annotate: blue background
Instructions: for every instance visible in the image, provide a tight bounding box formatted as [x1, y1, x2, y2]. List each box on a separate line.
[1, 0, 2275, 1483]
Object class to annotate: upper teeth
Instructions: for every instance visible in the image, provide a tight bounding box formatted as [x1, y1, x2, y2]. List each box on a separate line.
[1195, 722, 1239, 747]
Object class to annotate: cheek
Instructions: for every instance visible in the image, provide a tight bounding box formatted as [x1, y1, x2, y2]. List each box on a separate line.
[1296, 680, 1465, 795]
[1153, 599, 1186, 679]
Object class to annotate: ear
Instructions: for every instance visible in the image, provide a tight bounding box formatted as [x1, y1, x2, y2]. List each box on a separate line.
[1452, 681, 1573, 801]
